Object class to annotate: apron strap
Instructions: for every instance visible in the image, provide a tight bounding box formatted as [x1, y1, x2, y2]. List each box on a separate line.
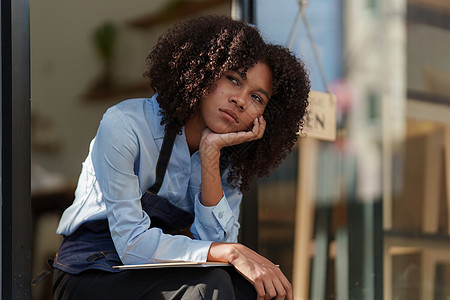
[142, 128, 194, 234]
[148, 129, 177, 194]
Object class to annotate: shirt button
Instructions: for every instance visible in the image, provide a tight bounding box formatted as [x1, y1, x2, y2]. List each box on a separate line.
[218, 212, 224, 219]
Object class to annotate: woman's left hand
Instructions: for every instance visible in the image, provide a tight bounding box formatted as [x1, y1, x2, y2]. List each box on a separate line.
[199, 116, 266, 155]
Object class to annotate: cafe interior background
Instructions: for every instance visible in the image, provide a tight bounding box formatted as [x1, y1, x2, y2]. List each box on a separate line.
[30, 0, 450, 299]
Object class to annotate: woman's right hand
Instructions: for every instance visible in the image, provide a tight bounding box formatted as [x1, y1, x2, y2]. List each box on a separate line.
[208, 242, 292, 300]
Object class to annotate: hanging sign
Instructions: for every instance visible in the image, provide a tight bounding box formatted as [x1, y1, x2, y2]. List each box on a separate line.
[302, 90, 337, 141]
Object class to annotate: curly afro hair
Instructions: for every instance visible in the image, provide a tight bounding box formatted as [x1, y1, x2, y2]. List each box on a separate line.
[144, 15, 310, 192]
[145, 15, 267, 132]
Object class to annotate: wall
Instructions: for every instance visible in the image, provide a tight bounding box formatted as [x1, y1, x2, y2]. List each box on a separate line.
[31, 0, 162, 184]
[407, 23, 450, 95]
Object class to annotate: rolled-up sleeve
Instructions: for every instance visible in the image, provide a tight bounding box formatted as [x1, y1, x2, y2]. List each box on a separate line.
[92, 106, 212, 264]
[190, 181, 242, 242]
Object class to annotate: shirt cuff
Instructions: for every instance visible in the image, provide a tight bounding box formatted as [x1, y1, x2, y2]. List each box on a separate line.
[185, 240, 213, 262]
[194, 191, 234, 230]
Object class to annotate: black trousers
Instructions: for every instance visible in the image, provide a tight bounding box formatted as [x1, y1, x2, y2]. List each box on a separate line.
[53, 267, 257, 300]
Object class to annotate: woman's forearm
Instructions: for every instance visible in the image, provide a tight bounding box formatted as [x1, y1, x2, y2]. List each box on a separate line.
[199, 139, 223, 207]
[207, 242, 237, 263]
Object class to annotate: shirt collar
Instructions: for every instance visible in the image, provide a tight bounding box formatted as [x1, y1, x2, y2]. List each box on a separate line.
[149, 94, 188, 142]
[150, 93, 166, 140]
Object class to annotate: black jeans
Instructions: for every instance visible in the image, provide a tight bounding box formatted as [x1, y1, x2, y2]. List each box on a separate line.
[53, 266, 257, 300]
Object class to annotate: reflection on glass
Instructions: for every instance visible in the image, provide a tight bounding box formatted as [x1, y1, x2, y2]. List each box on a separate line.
[258, 148, 298, 281]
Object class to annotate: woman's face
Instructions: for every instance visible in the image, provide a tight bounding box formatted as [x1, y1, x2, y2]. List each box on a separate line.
[198, 61, 273, 134]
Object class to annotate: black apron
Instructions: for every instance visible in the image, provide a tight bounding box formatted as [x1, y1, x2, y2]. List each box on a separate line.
[53, 130, 194, 274]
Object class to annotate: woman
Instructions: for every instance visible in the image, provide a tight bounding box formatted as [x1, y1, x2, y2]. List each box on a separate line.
[53, 15, 310, 299]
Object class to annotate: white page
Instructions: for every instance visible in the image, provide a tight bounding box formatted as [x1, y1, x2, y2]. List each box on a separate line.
[113, 261, 231, 270]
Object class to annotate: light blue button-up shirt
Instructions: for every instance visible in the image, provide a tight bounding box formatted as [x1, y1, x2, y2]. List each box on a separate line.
[56, 95, 242, 264]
